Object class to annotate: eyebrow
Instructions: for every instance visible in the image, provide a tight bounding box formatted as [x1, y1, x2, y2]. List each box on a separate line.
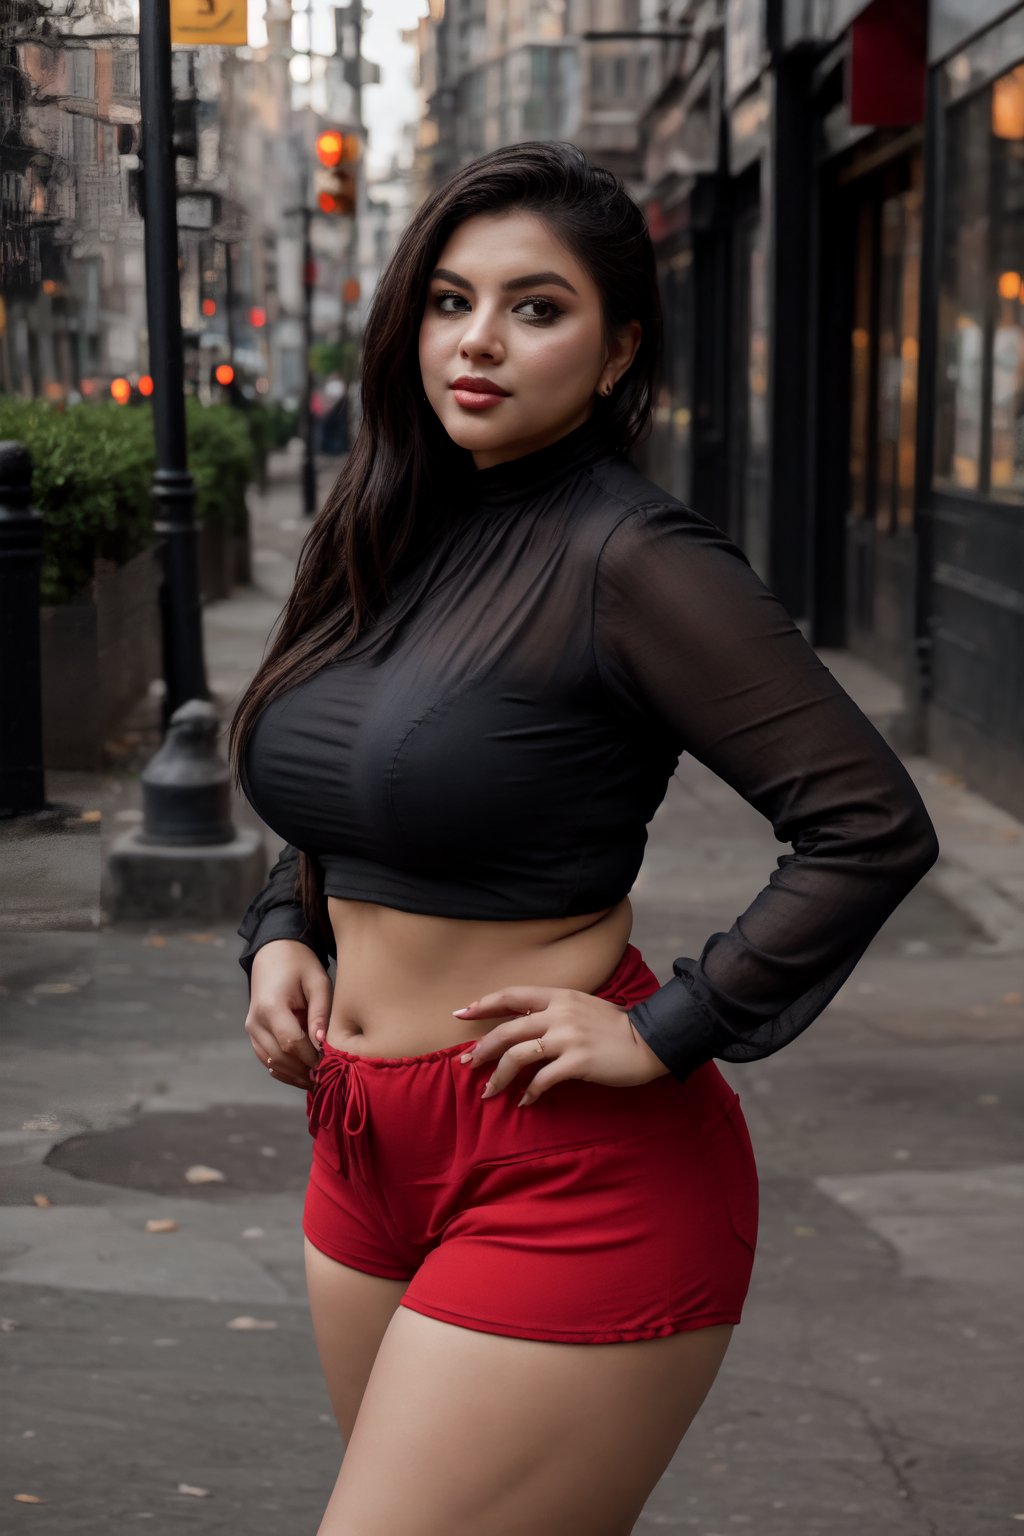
[429, 267, 580, 297]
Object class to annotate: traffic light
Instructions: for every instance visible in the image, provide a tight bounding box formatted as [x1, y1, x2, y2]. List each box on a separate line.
[314, 129, 359, 217]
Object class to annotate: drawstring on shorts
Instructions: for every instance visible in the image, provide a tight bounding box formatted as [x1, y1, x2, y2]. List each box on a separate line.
[307, 1053, 370, 1181]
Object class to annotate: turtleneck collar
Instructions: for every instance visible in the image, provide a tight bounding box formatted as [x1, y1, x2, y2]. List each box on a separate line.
[467, 412, 613, 510]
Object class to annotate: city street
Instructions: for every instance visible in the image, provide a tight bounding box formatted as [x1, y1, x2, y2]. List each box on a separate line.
[2, 448, 1022, 1535]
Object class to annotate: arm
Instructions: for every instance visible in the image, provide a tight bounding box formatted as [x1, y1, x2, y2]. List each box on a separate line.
[238, 841, 336, 991]
[593, 502, 940, 1082]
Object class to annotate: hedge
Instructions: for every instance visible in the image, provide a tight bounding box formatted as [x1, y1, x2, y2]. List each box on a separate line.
[0, 397, 259, 604]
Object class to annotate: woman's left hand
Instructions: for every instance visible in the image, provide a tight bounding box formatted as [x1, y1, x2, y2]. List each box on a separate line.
[453, 987, 670, 1106]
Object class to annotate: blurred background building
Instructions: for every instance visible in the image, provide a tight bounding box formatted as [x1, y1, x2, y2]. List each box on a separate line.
[2, 0, 1023, 812]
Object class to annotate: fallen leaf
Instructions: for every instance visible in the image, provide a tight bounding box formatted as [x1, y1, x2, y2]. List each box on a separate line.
[80, 809, 102, 823]
[143, 935, 167, 948]
[1000, 992, 1022, 1006]
[14, 1495, 44, 1504]
[145, 1219, 180, 1234]
[241, 1227, 264, 1239]
[185, 1165, 225, 1184]
[185, 933, 217, 944]
[226, 1316, 278, 1331]
[793, 1226, 816, 1238]
[32, 1195, 51, 1209]
[936, 772, 966, 789]
[977, 1095, 1000, 1106]
[175, 1484, 210, 1498]
[32, 983, 78, 995]
[0, 1318, 21, 1332]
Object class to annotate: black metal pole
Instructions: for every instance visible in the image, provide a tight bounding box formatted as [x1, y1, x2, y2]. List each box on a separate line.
[301, 200, 317, 516]
[0, 442, 45, 817]
[138, 0, 209, 723]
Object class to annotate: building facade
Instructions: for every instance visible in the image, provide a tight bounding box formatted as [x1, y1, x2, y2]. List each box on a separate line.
[0, 0, 316, 405]
[407, 0, 649, 195]
[635, 0, 1024, 818]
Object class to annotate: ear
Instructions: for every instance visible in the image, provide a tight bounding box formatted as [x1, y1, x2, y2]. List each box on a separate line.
[606, 319, 642, 384]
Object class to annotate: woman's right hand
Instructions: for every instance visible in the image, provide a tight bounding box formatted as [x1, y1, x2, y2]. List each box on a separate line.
[245, 940, 334, 1090]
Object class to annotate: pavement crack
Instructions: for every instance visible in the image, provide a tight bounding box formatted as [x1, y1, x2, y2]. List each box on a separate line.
[814, 1383, 939, 1536]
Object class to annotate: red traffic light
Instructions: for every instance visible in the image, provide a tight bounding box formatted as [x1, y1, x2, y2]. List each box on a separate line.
[315, 164, 356, 217]
[316, 130, 344, 167]
[214, 363, 235, 387]
[315, 129, 360, 166]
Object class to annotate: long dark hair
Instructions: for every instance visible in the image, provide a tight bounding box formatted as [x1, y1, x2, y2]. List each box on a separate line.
[228, 140, 663, 941]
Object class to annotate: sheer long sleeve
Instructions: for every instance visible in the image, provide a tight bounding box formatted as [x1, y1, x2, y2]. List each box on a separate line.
[593, 502, 940, 1082]
[237, 841, 335, 990]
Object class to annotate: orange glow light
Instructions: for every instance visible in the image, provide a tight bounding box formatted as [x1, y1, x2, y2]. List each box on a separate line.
[249, 305, 267, 328]
[110, 377, 132, 405]
[201, 298, 217, 317]
[992, 65, 1024, 140]
[997, 270, 1022, 301]
[138, 374, 155, 397]
[316, 130, 344, 167]
[342, 278, 360, 304]
[215, 363, 235, 387]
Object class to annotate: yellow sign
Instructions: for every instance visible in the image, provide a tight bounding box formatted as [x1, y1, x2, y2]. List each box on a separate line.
[170, 0, 247, 47]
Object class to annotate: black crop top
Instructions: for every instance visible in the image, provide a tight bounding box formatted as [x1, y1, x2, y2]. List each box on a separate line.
[237, 413, 939, 1081]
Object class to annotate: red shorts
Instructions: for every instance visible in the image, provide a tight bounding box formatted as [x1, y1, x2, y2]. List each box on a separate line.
[303, 943, 758, 1344]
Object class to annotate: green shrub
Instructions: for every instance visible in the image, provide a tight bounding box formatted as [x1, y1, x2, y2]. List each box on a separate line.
[0, 398, 154, 603]
[0, 397, 259, 602]
[185, 397, 253, 536]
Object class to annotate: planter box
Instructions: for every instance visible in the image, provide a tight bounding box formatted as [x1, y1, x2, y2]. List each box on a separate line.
[231, 500, 252, 587]
[198, 519, 234, 603]
[39, 545, 162, 771]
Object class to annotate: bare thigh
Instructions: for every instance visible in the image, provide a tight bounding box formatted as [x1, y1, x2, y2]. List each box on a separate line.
[304, 1237, 410, 1442]
[317, 1306, 734, 1536]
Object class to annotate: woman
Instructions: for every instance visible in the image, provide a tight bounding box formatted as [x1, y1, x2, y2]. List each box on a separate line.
[229, 142, 939, 1536]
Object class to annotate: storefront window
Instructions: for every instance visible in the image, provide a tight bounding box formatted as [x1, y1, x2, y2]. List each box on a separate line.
[935, 61, 1024, 503]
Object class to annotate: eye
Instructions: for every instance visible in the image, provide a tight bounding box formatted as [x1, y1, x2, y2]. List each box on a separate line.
[429, 291, 564, 325]
[432, 290, 469, 314]
[515, 296, 563, 324]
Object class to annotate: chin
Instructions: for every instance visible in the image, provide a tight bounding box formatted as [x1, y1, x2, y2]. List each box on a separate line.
[439, 411, 519, 449]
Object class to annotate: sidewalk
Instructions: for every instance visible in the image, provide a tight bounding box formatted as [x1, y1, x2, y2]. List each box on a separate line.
[1, 447, 1021, 1534]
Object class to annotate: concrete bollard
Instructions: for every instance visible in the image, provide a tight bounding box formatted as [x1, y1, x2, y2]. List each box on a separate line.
[107, 697, 265, 919]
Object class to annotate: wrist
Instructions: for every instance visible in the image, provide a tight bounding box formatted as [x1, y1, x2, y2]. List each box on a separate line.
[624, 1008, 671, 1077]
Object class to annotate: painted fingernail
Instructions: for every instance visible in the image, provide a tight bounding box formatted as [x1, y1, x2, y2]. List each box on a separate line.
[481, 1081, 495, 1099]
[452, 1005, 474, 1017]
[517, 1094, 532, 1108]
[459, 1052, 475, 1064]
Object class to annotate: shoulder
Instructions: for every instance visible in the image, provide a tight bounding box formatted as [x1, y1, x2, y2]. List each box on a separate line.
[582, 457, 752, 574]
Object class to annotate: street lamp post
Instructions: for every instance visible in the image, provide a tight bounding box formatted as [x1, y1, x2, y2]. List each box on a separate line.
[138, 0, 209, 723]
[301, 199, 318, 517]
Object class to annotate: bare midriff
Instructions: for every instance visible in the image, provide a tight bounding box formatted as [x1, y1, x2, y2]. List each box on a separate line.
[324, 895, 634, 1057]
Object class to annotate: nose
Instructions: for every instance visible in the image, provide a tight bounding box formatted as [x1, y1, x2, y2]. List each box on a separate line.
[458, 306, 504, 363]
[306, 1052, 370, 1182]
